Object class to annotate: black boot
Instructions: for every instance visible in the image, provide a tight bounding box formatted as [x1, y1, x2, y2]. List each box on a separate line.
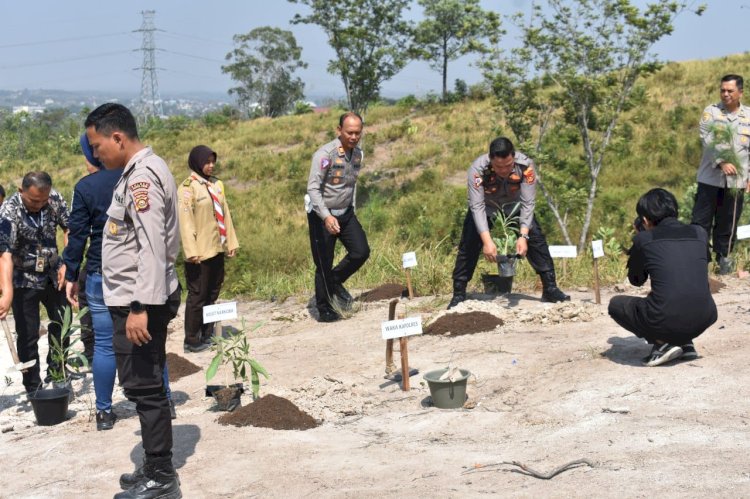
[119, 461, 146, 490]
[115, 455, 181, 499]
[447, 281, 467, 310]
[540, 270, 570, 303]
[717, 255, 734, 275]
[333, 282, 353, 310]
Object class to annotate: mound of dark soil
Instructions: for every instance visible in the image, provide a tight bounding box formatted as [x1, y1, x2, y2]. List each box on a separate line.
[709, 277, 724, 294]
[424, 311, 504, 337]
[359, 283, 411, 302]
[166, 353, 201, 382]
[218, 394, 318, 430]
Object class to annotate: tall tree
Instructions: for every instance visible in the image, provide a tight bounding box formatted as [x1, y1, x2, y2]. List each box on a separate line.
[222, 27, 307, 118]
[485, 0, 700, 251]
[290, 0, 412, 114]
[412, 0, 500, 101]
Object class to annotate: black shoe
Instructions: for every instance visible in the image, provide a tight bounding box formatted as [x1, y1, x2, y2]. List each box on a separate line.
[96, 410, 117, 431]
[642, 343, 683, 367]
[541, 286, 570, 303]
[333, 283, 353, 309]
[119, 463, 146, 491]
[318, 309, 340, 323]
[680, 342, 698, 360]
[169, 399, 176, 420]
[717, 256, 734, 275]
[183, 342, 209, 353]
[115, 457, 181, 499]
[447, 293, 466, 310]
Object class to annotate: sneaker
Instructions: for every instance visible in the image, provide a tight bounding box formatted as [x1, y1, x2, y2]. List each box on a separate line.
[680, 342, 698, 360]
[96, 410, 118, 431]
[642, 343, 683, 367]
[183, 342, 209, 353]
[169, 399, 177, 420]
[318, 309, 340, 323]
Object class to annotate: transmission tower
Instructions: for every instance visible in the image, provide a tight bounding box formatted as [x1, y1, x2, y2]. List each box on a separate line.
[134, 10, 163, 119]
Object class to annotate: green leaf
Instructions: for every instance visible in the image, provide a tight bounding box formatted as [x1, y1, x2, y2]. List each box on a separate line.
[205, 355, 222, 382]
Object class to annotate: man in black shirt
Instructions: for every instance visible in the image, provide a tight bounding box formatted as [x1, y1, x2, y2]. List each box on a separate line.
[609, 188, 717, 366]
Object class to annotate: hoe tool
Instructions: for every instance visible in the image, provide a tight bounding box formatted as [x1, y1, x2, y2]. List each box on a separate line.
[2, 318, 36, 373]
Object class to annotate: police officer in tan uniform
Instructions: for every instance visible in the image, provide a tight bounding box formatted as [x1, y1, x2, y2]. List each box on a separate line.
[448, 137, 569, 308]
[306, 112, 370, 322]
[85, 103, 182, 499]
[692, 74, 750, 274]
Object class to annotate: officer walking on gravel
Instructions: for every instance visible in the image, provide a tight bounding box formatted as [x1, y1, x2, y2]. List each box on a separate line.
[448, 137, 569, 308]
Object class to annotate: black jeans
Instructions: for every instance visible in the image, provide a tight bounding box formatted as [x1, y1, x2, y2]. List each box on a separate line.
[12, 282, 67, 392]
[184, 253, 225, 345]
[452, 209, 554, 285]
[307, 208, 370, 312]
[109, 287, 180, 457]
[691, 182, 744, 258]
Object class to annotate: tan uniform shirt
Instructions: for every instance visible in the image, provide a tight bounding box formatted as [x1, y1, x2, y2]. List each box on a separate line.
[102, 147, 180, 306]
[306, 138, 363, 220]
[467, 152, 537, 234]
[697, 102, 750, 189]
[178, 174, 239, 261]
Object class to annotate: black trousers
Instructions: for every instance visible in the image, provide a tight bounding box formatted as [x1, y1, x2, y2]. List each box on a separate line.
[13, 282, 67, 392]
[109, 287, 180, 457]
[452, 210, 554, 285]
[691, 182, 744, 258]
[608, 295, 715, 345]
[77, 265, 94, 361]
[307, 208, 370, 312]
[184, 253, 225, 345]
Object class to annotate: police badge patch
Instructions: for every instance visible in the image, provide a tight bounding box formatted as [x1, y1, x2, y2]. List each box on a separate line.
[473, 174, 483, 188]
[523, 168, 535, 184]
[129, 181, 151, 213]
[321, 158, 331, 169]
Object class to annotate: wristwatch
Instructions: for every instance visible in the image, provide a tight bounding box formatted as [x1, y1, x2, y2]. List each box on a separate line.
[519, 234, 530, 240]
[130, 300, 146, 313]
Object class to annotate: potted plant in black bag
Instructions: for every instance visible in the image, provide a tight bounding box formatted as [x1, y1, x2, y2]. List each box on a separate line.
[491, 202, 521, 279]
[205, 320, 269, 411]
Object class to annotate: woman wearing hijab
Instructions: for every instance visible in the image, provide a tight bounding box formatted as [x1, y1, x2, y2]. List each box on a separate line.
[178, 145, 239, 353]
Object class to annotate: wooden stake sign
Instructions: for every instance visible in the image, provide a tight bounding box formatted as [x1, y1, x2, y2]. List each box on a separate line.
[591, 240, 604, 304]
[402, 251, 417, 299]
[382, 298, 421, 391]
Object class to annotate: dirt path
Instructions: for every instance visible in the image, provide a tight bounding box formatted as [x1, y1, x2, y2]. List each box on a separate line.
[1, 278, 750, 498]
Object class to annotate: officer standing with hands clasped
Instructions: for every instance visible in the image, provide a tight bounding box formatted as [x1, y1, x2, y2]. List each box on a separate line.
[449, 137, 569, 308]
[306, 112, 370, 322]
[85, 103, 182, 499]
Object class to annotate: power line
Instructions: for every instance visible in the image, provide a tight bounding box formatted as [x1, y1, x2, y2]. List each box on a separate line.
[0, 50, 134, 70]
[0, 32, 133, 49]
[159, 49, 225, 64]
[160, 31, 232, 47]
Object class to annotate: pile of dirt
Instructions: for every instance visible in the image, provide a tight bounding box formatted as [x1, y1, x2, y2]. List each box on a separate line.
[285, 376, 371, 422]
[217, 394, 318, 430]
[709, 277, 725, 294]
[166, 353, 202, 382]
[515, 301, 602, 325]
[359, 283, 409, 302]
[424, 311, 504, 336]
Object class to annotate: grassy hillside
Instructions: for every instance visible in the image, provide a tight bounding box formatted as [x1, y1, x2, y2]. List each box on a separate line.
[5, 53, 750, 300]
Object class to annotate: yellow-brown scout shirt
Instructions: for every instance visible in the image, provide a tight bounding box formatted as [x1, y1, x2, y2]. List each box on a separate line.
[467, 152, 537, 235]
[698, 102, 750, 189]
[102, 147, 180, 306]
[178, 175, 239, 261]
[305, 138, 363, 219]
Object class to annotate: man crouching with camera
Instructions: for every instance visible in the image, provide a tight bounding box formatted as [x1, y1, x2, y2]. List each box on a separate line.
[608, 188, 717, 366]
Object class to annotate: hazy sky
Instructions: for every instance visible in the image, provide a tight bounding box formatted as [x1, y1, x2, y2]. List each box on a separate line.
[0, 1, 742, 100]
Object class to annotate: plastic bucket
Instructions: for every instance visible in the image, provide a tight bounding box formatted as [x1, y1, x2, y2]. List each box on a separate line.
[482, 274, 513, 294]
[423, 368, 471, 409]
[28, 387, 71, 426]
[497, 255, 517, 277]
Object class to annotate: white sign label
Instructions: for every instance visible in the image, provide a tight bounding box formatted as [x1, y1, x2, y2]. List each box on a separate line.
[402, 251, 418, 269]
[203, 302, 238, 323]
[381, 316, 423, 340]
[548, 245, 578, 258]
[737, 224, 750, 240]
[592, 240, 605, 259]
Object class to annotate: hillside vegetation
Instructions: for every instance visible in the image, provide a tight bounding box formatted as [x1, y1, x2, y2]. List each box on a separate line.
[4, 53, 750, 300]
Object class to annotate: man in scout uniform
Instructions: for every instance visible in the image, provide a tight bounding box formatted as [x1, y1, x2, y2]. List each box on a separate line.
[692, 74, 750, 274]
[85, 103, 182, 499]
[448, 137, 569, 309]
[305, 112, 370, 322]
